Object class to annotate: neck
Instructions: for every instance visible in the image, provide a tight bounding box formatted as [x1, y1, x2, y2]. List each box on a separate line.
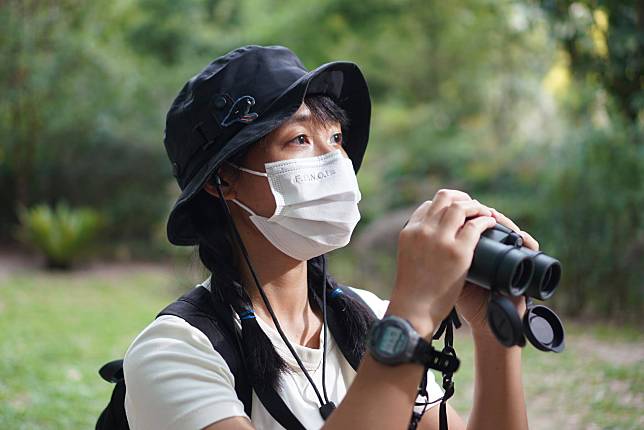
[230, 204, 315, 325]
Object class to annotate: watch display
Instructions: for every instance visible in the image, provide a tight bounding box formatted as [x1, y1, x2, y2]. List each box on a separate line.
[368, 316, 417, 365]
[380, 326, 407, 356]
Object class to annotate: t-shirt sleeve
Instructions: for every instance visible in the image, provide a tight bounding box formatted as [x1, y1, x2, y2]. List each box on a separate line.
[123, 315, 249, 430]
[348, 287, 445, 408]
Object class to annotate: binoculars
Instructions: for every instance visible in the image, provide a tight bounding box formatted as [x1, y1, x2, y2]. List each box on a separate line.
[467, 224, 565, 352]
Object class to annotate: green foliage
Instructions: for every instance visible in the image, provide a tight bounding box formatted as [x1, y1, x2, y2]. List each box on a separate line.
[538, 0, 643, 121]
[0, 0, 641, 316]
[0, 0, 174, 243]
[17, 202, 103, 269]
[539, 123, 644, 317]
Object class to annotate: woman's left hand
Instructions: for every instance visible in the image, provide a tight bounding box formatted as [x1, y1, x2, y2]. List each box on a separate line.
[455, 208, 539, 336]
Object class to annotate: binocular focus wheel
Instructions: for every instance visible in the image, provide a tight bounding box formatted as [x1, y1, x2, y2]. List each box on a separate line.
[486, 295, 525, 348]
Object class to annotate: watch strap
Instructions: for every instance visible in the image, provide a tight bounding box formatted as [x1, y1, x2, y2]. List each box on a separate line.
[413, 339, 460, 373]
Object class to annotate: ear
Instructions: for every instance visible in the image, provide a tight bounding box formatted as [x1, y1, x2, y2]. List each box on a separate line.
[204, 164, 237, 200]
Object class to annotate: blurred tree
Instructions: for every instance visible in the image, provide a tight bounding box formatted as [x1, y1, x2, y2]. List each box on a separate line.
[1, 0, 640, 317]
[0, 0, 169, 244]
[531, 0, 643, 319]
[539, 0, 643, 125]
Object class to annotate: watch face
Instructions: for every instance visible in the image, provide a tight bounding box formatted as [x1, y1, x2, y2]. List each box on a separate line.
[378, 325, 407, 357]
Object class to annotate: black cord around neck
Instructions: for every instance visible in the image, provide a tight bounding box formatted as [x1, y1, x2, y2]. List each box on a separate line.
[321, 255, 332, 405]
[215, 178, 335, 420]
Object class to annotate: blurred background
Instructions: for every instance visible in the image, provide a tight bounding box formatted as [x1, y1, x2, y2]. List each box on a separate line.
[1, 0, 642, 429]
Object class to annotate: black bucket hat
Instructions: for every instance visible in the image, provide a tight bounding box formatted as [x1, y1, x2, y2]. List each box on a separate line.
[163, 45, 371, 246]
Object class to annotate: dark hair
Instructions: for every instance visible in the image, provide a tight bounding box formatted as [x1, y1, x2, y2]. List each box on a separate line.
[190, 94, 375, 392]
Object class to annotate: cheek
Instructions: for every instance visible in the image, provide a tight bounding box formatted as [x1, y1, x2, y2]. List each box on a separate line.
[237, 175, 277, 217]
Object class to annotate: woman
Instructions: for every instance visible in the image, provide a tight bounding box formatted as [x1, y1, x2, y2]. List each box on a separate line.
[123, 45, 535, 430]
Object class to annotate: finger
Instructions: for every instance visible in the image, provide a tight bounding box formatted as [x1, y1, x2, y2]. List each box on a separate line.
[426, 189, 472, 219]
[407, 199, 434, 225]
[439, 200, 493, 235]
[518, 230, 539, 251]
[455, 215, 497, 247]
[490, 208, 521, 232]
[490, 208, 540, 251]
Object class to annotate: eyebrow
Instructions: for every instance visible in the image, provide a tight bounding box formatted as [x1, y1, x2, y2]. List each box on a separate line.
[286, 112, 312, 125]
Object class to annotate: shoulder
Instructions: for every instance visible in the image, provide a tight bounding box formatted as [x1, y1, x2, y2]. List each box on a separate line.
[346, 286, 390, 319]
[124, 314, 224, 375]
[123, 312, 247, 430]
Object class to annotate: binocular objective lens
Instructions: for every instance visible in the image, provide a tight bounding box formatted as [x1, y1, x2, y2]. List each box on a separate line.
[509, 259, 532, 296]
[539, 264, 561, 299]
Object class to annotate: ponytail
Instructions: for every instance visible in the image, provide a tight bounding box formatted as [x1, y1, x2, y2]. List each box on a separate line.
[191, 190, 287, 391]
[307, 255, 377, 364]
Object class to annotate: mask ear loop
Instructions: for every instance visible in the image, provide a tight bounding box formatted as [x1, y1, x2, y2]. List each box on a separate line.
[227, 161, 268, 177]
[212, 175, 336, 420]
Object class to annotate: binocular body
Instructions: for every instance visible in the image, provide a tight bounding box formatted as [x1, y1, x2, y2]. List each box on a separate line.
[467, 224, 561, 300]
[466, 224, 565, 352]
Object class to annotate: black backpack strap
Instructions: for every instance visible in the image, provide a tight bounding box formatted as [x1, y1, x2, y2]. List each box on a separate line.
[160, 286, 307, 430]
[158, 286, 253, 418]
[254, 386, 307, 430]
[96, 359, 129, 430]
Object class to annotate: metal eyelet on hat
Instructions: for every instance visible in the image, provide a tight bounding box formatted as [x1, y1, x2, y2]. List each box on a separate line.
[213, 96, 228, 110]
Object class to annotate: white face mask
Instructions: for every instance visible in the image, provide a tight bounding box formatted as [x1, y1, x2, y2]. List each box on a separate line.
[229, 150, 361, 261]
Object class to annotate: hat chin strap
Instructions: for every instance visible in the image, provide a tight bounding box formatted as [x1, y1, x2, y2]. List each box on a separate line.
[213, 176, 336, 420]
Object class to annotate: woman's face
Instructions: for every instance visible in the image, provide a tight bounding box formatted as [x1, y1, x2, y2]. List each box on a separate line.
[214, 102, 349, 218]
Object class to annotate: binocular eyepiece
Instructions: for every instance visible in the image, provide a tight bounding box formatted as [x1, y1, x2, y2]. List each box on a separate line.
[467, 224, 565, 353]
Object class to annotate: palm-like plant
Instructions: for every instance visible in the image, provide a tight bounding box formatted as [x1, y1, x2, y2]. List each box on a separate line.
[17, 202, 103, 270]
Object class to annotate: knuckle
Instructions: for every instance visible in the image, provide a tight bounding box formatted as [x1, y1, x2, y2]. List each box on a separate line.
[449, 200, 466, 212]
[402, 224, 432, 242]
[435, 189, 451, 199]
[446, 244, 466, 262]
[463, 219, 478, 229]
[436, 237, 458, 257]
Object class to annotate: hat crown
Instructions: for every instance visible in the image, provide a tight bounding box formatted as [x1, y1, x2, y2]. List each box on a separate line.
[164, 45, 308, 188]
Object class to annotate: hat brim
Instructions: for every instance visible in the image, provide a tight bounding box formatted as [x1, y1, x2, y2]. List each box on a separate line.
[166, 61, 371, 246]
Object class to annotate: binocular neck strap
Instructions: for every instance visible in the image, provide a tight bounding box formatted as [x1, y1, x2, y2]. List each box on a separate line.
[409, 309, 461, 430]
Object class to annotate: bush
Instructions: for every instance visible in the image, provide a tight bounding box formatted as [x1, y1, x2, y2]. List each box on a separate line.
[17, 202, 104, 270]
[538, 124, 644, 319]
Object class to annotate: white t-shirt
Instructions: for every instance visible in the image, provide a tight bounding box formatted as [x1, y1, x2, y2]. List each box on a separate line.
[123, 279, 444, 430]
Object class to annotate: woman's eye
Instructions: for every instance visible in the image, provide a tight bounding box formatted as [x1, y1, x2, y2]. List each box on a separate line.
[331, 133, 343, 145]
[291, 135, 309, 145]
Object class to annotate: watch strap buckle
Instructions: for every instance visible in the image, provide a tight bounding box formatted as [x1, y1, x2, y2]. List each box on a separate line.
[416, 341, 460, 373]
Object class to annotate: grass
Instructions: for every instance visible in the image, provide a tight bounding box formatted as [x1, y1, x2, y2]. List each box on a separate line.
[0, 265, 199, 430]
[0, 265, 642, 429]
[439, 318, 643, 429]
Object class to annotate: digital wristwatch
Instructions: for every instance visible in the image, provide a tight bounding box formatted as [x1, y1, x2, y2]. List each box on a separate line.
[367, 315, 460, 373]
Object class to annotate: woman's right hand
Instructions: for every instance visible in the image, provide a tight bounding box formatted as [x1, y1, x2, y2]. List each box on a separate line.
[387, 189, 497, 338]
